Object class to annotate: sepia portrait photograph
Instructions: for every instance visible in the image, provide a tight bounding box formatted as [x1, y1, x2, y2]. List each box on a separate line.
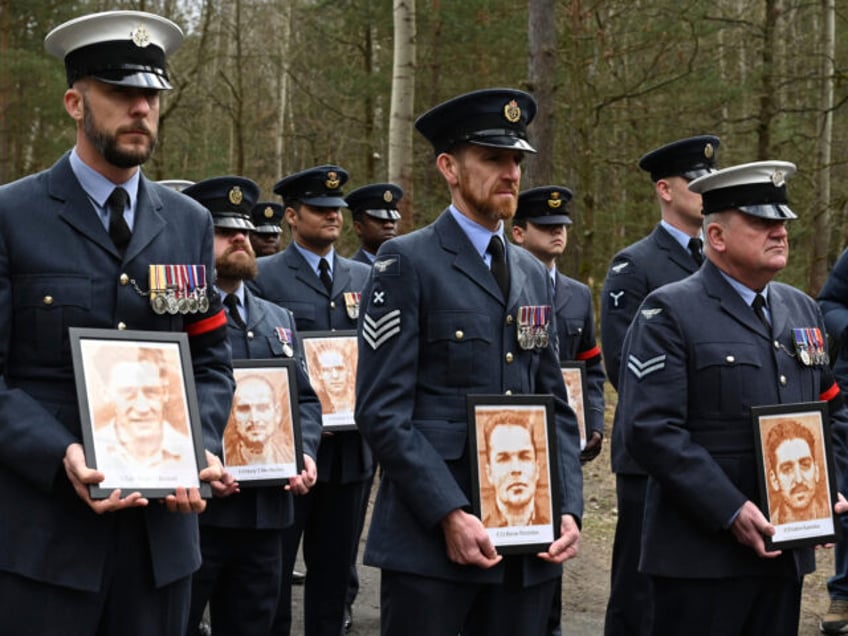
[302, 331, 358, 430]
[223, 360, 303, 485]
[752, 401, 840, 550]
[70, 328, 208, 499]
[467, 395, 559, 554]
[561, 362, 587, 451]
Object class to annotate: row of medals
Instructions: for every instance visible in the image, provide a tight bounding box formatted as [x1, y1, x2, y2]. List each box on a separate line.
[518, 305, 551, 350]
[792, 327, 829, 366]
[149, 264, 209, 315]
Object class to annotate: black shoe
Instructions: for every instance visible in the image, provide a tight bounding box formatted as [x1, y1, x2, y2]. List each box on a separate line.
[344, 604, 353, 633]
[292, 569, 306, 585]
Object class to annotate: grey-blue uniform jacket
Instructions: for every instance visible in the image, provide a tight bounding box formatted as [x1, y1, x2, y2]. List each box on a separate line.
[355, 210, 583, 585]
[0, 154, 235, 592]
[249, 244, 372, 483]
[554, 271, 605, 437]
[619, 261, 848, 579]
[601, 224, 700, 473]
[200, 288, 322, 529]
[818, 246, 848, 394]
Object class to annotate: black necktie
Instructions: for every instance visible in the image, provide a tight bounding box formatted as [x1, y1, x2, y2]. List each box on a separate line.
[107, 187, 131, 253]
[687, 237, 704, 266]
[224, 293, 247, 330]
[487, 236, 510, 299]
[752, 293, 770, 331]
[318, 258, 333, 295]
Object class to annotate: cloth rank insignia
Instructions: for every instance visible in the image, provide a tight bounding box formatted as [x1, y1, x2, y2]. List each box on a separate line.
[362, 310, 401, 350]
[627, 354, 667, 379]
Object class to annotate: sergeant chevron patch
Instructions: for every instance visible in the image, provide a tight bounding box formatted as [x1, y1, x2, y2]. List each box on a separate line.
[363, 310, 401, 350]
[627, 354, 666, 379]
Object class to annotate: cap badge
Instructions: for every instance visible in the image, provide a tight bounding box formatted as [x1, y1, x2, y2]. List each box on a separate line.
[264, 206, 274, 219]
[130, 25, 152, 48]
[771, 169, 786, 187]
[547, 192, 562, 209]
[383, 190, 393, 203]
[704, 143, 714, 159]
[228, 186, 243, 206]
[325, 171, 340, 189]
[503, 100, 521, 124]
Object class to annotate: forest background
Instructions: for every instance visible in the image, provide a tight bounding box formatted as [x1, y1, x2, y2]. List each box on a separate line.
[2, 0, 848, 301]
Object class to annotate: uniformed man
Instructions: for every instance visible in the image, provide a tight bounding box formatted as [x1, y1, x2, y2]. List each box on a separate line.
[601, 135, 719, 635]
[346, 182, 403, 264]
[0, 11, 234, 635]
[249, 165, 372, 636]
[817, 241, 848, 634]
[250, 201, 285, 257]
[355, 88, 583, 635]
[181, 176, 322, 636]
[511, 185, 605, 636]
[619, 160, 848, 635]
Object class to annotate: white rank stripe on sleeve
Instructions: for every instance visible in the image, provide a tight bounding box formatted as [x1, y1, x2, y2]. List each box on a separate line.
[627, 354, 667, 379]
[363, 310, 401, 350]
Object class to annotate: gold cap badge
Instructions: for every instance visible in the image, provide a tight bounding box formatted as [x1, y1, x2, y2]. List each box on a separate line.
[325, 171, 340, 189]
[704, 143, 714, 160]
[264, 206, 274, 219]
[547, 192, 562, 209]
[503, 100, 521, 124]
[228, 186, 243, 206]
[383, 190, 393, 203]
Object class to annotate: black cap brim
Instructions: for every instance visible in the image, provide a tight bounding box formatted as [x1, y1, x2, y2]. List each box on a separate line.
[469, 136, 537, 153]
[300, 195, 347, 208]
[528, 215, 572, 226]
[736, 203, 797, 220]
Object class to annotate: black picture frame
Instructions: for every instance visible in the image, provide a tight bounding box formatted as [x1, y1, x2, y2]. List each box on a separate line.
[560, 362, 588, 451]
[222, 359, 304, 486]
[301, 330, 358, 431]
[467, 394, 560, 554]
[69, 327, 210, 499]
[752, 401, 840, 550]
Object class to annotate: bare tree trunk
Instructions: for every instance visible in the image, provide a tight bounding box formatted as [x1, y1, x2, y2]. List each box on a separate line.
[757, 0, 777, 158]
[525, 0, 557, 188]
[0, 0, 9, 183]
[808, 0, 835, 295]
[275, 2, 293, 178]
[388, 0, 416, 231]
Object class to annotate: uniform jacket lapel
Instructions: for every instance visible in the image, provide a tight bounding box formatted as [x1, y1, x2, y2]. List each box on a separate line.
[701, 261, 771, 338]
[50, 154, 118, 257]
[124, 177, 167, 263]
[284, 244, 327, 297]
[653, 225, 699, 276]
[555, 272, 573, 313]
[434, 210, 504, 303]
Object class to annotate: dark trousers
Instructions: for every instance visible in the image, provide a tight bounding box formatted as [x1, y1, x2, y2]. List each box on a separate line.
[187, 526, 283, 636]
[651, 574, 802, 635]
[272, 478, 370, 636]
[828, 477, 848, 600]
[604, 473, 651, 636]
[0, 510, 190, 636]
[345, 471, 374, 607]
[381, 565, 557, 636]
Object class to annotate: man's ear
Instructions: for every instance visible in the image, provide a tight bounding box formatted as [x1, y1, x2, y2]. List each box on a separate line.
[769, 470, 780, 492]
[511, 224, 525, 245]
[64, 87, 84, 122]
[436, 152, 460, 187]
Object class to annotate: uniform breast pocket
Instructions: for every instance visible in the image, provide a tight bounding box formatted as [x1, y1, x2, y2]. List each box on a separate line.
[279, 301, 317, 331]
[13, 274, 92, 365]
[693, 341, 763, 415]
[425, 311, 493, 388]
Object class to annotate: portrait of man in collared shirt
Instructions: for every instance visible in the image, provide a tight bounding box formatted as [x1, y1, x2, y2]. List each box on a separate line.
[83, 340, 198, 490]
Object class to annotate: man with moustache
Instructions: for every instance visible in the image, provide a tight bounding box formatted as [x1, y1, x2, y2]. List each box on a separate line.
[355, 88, 583, 635]
[346, 183, 403, 265]
[181, 176, 321, 636]
[225, 375, 294, 467]
[249, 165, 372, 636]
[0, 11, 235, 635]
[601, 135, 719, 636]
[619, 161, 848, 635]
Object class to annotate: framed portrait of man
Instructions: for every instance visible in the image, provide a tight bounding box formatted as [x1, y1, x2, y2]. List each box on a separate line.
[560, 362, 587, 451]
[222, 360, 304, 485]
[467, 394, 560, 554]
[69, 328, 209, 499]
[301, 330, 358, 431]
[752, 401, 840, 550]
